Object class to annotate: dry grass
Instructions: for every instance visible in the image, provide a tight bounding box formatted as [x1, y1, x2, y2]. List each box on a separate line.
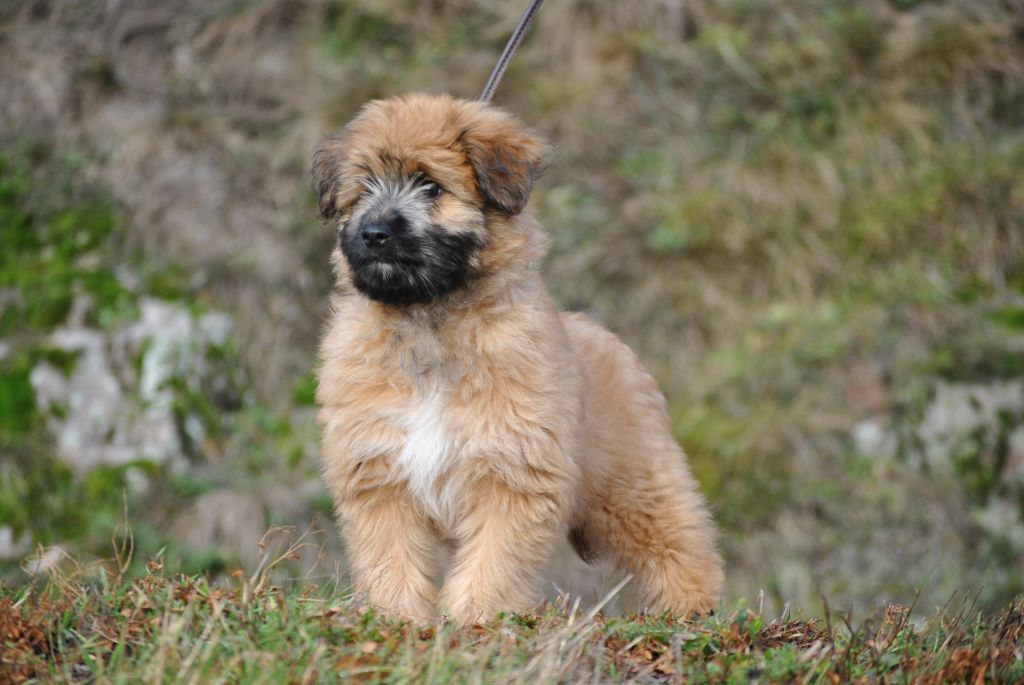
[2, 530, 1022, 684]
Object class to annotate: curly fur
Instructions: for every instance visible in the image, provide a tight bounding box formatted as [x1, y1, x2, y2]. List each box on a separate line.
[313, 93, 724, 624]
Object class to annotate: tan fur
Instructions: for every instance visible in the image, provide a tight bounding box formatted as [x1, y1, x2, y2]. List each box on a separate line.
[315, 93, 724, 624]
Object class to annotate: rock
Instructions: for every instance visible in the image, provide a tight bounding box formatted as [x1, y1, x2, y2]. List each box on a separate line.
[22, 547, 68, 576]
[917, 379, 1024, 474]
[30, 327, 140, 474]
[172, 489, 266, 569]
[0, 526, 30, 562]
[852, 416, 897, 460]
[29, 297, 237, 475]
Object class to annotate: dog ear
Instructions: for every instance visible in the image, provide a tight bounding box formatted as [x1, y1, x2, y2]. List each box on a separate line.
[460, 117, 549, 216]
[312, 137, 348, 222]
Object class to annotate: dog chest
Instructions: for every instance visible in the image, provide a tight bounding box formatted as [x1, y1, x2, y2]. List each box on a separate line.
[392, 391, 458, 520]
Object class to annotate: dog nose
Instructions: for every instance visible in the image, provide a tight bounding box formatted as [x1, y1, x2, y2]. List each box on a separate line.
[361, 223, 392, 248]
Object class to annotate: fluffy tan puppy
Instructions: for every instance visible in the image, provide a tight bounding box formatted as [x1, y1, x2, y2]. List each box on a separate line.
[313, 93, 724, 624]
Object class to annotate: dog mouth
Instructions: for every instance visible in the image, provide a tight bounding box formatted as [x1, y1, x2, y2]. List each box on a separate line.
[362, 259, 417, 282]
[365, 254, 423, 268]
[350, 260, 441, 306]
[339, 228, 482, 307]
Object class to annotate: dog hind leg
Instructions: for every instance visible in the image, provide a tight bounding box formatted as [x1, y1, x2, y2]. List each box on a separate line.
[584, 469, 724, 616]
[560, 312, 724, 616]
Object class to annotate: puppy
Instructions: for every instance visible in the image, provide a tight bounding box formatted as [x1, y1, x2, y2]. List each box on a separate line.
[313, 93, 724, 624]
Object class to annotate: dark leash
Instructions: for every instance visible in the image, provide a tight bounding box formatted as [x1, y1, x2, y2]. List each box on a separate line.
[479, 0, 545, 103]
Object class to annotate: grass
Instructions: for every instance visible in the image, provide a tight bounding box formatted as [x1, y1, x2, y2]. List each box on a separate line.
[1, 530, 1022, 684]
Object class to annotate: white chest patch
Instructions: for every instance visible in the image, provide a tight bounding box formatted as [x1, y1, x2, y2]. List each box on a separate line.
[393, 392, 458, 521]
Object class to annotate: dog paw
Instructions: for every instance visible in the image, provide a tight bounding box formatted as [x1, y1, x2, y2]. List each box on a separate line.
[439, 593, 495, 626]
[672, 598, 718, 622]
[354, 589, 438, 624]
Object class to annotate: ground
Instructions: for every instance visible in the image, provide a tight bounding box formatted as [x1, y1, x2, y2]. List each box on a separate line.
[2, 532, 1022, 684]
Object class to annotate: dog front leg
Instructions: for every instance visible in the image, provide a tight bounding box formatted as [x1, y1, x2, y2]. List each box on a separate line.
[337, 484, 439, 622]
[439, 474, 568, 624]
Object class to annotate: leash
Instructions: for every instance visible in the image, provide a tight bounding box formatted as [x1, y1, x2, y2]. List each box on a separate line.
[479, 0, 545, 102]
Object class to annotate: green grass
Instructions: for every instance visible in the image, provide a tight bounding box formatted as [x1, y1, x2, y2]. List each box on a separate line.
[0, 143, 131, 337]
[1, 536, 1021, 683]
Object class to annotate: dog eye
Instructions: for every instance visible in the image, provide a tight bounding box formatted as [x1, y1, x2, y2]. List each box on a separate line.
[421, 181, 443, 199]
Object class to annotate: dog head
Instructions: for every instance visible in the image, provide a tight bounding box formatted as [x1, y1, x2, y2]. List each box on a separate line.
[312, 93, 549, 306]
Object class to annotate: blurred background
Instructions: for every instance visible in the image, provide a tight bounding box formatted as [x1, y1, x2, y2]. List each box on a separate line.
[2, 0, 1023, 617]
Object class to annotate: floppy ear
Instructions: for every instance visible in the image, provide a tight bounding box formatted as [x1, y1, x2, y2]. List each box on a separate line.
[311, 137, 347, 222]
[460, 116, 549, 216]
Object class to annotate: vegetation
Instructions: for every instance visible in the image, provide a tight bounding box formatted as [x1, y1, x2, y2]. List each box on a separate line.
[2, 2, 1024, 676]
[0, 141, 303, 582]
[2, 534, 1022, 684]
[0, 142, 137, 560]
